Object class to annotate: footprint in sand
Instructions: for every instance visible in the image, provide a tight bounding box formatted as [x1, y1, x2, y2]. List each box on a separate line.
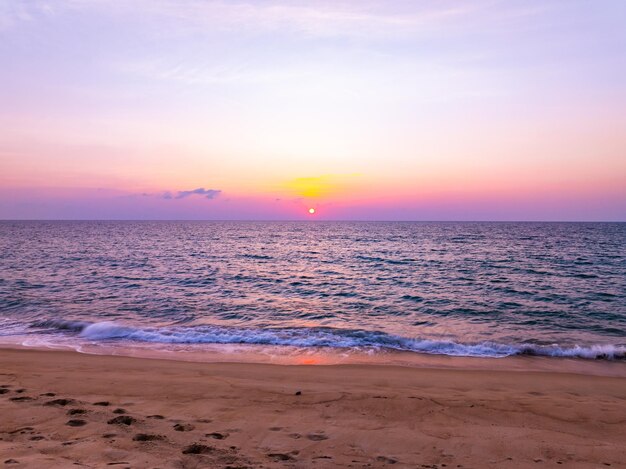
[9, 396, 33, 402]
[66, 419, 87, 427]
[306, 433, 329, 441]
[267, 453, 295, 462]
[147, 415, 165, 420]
[182, 443, 213, 454]
[107, 416, 136, 426]
[112, 408, 127, 414]
[173, 423, 195, 432]
[133, 433, 165, 441]
[44, 398, 75, 406]
[8, 427, 35, 435]
[40, 392, 56, 397]
[93, 401, 110, 406]
[67, 409, 87, 415]
[205, 432, 228, 440]
[0, 389, 10, 395]
[377, 456, 398, 464]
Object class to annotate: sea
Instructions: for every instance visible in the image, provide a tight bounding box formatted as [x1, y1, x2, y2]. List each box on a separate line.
[0, 221, 624, 365]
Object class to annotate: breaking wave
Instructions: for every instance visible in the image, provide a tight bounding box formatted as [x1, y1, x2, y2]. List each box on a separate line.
[31, 319, 626, 361]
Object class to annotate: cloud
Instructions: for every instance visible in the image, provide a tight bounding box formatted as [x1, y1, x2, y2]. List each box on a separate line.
[135, 188, 222, 200]
[24, 0, 548, 40]
[59, 0, 470, 38]
[174, 187, 221, 200]
[0, 2, 41, 32]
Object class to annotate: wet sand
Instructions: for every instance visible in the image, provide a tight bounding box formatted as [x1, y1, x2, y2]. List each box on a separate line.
[0, 347, 625, 468]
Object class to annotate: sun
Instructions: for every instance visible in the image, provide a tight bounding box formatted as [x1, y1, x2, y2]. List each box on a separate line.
[308, 208, 316, 215]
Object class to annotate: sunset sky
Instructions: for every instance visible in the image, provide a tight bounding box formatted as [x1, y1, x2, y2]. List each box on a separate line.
[1, 0, 625, 220]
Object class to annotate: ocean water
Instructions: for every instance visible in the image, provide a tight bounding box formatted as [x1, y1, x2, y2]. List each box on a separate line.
[0, 221, 624, 361]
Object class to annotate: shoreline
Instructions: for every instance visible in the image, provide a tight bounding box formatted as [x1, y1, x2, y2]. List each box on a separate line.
[2, 339, 626, 378]
[1, 347, 625, 468]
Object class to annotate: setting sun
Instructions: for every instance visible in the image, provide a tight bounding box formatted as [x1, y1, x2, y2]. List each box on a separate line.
[308, 208, 316, 215]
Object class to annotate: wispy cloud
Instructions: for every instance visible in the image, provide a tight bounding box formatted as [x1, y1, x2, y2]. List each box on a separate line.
[3, 0, 551, 96]
[0, 1, 53, 32]
[12, 0, 548, 39]
[61, 0, 474, 38]
[174, 187, 221, 199]
[139, 188, 222, 200]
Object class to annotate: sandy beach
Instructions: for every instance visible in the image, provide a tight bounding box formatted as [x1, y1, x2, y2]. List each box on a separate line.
[0, 348, 624, 468]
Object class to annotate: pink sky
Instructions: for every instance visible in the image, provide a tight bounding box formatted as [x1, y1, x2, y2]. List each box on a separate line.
[1, 1, 625, 220]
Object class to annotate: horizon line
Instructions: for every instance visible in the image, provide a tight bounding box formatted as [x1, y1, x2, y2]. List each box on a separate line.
[1, 219, 624, 223]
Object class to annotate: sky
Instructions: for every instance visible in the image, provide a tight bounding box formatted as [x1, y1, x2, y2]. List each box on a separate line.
[1, 0, 625, 220]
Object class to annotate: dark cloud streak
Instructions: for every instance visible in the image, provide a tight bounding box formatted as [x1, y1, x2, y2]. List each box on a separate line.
[173, 188, 221, 200]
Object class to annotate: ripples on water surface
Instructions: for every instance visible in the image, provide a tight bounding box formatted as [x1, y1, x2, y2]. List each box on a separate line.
[0, 221, 624, 361]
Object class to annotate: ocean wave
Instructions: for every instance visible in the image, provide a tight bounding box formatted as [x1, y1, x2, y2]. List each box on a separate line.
[30, 319, 626, 361]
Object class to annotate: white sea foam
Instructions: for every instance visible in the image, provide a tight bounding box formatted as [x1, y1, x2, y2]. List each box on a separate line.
[30, 320, 626, 361]
[80, 322, 135, 340]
